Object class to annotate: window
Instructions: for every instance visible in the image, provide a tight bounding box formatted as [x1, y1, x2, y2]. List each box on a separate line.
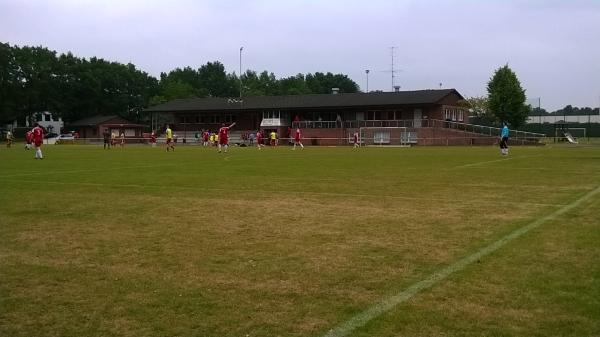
[262, 111, 281, 119]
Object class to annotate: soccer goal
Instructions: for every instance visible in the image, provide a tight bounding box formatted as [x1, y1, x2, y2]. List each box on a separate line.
[554, 127, 586, 143]
[359, 127, 416, 147]
[568, 128, 587, 140]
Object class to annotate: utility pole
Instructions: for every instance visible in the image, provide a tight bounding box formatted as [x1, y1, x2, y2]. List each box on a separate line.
[365, 69, 370, 93]
[539, 97, 542, 124]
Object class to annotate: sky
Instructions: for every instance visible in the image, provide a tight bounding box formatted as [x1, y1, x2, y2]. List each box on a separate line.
[1, 0, 599, 111]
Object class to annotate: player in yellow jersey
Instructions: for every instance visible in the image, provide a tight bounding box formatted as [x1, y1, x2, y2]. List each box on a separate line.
[165, 125, 175, 151]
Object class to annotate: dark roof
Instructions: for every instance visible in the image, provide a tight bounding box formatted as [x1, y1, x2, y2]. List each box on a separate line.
[145, 89, 464, 112]
[69, 115, 121, 126]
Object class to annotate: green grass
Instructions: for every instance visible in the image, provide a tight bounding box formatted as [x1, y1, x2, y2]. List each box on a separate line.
[1, 144, 599, 337]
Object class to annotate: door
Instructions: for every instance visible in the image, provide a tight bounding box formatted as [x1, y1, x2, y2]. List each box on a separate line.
[414, 109, 422, 128]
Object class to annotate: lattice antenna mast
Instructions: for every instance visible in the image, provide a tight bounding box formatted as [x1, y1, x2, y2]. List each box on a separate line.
[389, 46, 400, 91]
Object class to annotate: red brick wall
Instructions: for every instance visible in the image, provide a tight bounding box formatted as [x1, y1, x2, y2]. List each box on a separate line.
[299, 128, 348, 146]
[286, 127, 497, 146]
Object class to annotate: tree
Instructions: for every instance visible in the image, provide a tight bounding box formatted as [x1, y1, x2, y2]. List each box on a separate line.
[463, 96, 489, 118]
[0, 43, 19, 123]
[1, 42, 364, 125]
[277, 73, 310, 95]
[198, 61, 236, 97]
[458, 96, 498, 126]
[11, 46, 63, 124]
[487, 64, 530, 128]
[306, 72, 359, 94]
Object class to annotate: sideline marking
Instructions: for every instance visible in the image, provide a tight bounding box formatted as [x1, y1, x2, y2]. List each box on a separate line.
[448, 154, 542, 169]
[5, 179, 567, 208]
[322, 185, 600, 337]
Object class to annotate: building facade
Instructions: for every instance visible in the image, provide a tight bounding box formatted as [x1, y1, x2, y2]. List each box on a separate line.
[68, 115, 146, 140]
[145, 89, 472, 145]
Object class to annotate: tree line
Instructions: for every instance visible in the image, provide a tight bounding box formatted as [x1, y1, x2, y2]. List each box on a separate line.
[0, 42, 359, 125]
[530, 105, 599, 116]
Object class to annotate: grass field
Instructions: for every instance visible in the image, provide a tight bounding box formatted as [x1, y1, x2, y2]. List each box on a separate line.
[1, 143, 599, 337]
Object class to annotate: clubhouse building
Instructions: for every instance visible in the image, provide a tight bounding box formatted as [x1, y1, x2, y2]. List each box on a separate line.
[144, 89, 480, 145]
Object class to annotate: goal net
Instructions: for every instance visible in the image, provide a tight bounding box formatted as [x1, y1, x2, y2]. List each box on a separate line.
[358, 127, 416, 146]
[554, 127, 586, 143]
[567, 128, 586, 139]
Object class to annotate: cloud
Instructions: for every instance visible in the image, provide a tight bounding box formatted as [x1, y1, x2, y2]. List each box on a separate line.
[1, 0, 599, 110]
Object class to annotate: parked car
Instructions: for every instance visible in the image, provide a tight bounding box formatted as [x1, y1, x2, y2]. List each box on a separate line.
[54, 133, 75, 144]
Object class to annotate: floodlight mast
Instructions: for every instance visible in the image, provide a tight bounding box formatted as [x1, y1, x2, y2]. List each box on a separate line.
[239, 46, 243, 100]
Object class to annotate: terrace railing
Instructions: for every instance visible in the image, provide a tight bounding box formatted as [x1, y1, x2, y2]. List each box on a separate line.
[293, 118, 546, 142]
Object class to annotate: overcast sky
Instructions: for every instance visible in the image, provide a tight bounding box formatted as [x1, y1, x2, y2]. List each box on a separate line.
[1, 0, 599, 111]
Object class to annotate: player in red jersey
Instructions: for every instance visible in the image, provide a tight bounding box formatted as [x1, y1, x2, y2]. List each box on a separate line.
[119, 131, 125, 148]
[217, 122, 236, 153]
[25, 130, 33, 150]
[293, 128, 304, 150]
[202, 130, 210, 147]
[353, 131, 359, 148]
[256, 130, 264, 150]
[32, 123, 44, 159]
[150, 130, 157, 147]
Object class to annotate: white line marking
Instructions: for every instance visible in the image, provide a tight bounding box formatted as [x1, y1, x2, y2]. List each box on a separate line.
[448, 154, 542, 169]
[4, 179, 567, 208]
[322, 185, 600, 337]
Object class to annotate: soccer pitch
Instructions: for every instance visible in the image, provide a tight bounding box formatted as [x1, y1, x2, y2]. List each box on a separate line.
[1, 145, 599, 336]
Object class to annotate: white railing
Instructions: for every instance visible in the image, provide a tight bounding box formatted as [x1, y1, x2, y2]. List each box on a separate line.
[292, 120, 341, 129]
[422, 119, 546, 142]
[293, 119, 546, 142]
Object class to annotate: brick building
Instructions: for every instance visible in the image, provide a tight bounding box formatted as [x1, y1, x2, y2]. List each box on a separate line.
[68, 115, 146, 140]
[145, 89, 473, 145]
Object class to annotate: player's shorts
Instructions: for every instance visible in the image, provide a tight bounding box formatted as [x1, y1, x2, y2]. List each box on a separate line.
[34, 140, 42, 147]
[219, 137, 228, 145]
[166, 138, 173, 144]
